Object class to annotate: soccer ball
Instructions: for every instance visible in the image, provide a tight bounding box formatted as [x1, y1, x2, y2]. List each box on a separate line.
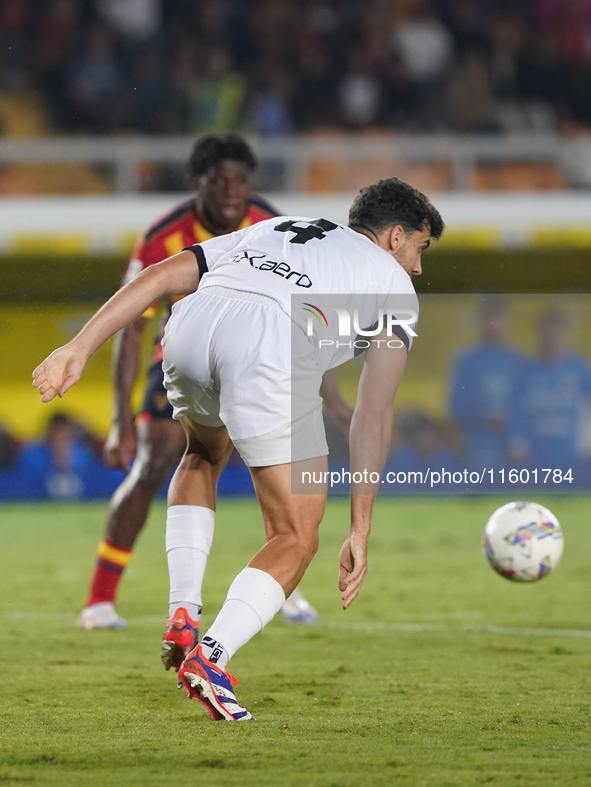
[482, 501, 564, 582]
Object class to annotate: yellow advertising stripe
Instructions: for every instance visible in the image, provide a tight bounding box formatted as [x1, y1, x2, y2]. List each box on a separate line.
[11, 233, 89, 256]
[531, 227, 591, 248]
[98, 540, 132, 567]
[435, 228, 500, 250]
[118, 232, 141, 254]
[7, 225, 591, 258]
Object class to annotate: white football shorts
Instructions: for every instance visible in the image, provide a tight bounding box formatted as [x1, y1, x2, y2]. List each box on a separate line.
[161, 286, 328, 467]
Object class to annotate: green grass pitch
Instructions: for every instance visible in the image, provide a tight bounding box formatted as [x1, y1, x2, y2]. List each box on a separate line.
[1, 496, 590, 786]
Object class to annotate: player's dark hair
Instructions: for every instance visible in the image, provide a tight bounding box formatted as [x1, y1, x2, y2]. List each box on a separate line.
[188, 134, 257, 180]
[348, 178, 444, 240]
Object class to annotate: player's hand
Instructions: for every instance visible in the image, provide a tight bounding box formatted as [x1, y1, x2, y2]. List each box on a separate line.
[338, 534, 368, 610]
[104, 422, 137, 473]
[32, 343, 87, 403]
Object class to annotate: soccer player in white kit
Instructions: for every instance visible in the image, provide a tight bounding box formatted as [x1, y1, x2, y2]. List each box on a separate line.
[33, 178, 444, 721]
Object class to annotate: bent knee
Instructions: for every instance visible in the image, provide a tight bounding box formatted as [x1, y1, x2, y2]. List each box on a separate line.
[178, 450, 225, 473]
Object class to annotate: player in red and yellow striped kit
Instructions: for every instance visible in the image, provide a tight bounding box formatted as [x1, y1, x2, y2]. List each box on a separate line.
[78, 135, 345, 630]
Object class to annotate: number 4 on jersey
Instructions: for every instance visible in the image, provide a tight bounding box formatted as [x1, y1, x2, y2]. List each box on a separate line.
[274, 218, 338, 244]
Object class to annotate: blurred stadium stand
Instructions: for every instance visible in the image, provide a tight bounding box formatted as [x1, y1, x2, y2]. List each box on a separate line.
[1, 0, 591, 138]
[2, 1, 591, 195]
[2, 0, 591, 496]
[2, 133, 591, 194]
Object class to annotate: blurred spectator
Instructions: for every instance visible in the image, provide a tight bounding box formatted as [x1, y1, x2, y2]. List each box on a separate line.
[449, 299, 523, 468]
[162, 37, 200, 132]
[390, 2, 453, 126]
[509, 312, 591, 470]
[19, 413, 95, 498]
[445, 46, 498, 131]
[251, 69, 295, 135]
[197, 0, 231, 47]
[516, 30, 565, 125]
[188, 48, 246, 133]
[293, 47, 339, 130]
[0, 423, 28, 500]
[382, 54, 415, 129]
[386, 411, 459, 476]
[0, 422, 18, 470]
[128, 50, 168, 132]
[0, 0, 30, 92]
[68, 25, 126, 133]
[391, 4, 453, 87]
[338, 49, 382, 128]
[537, 0, 591, 26]
[445, 0, 488, 54]
[488, 11, 527, 99]
[35, 0, 80, 132]
[537, 0, 591, 67]
[96, 0, 161, 42]
[2, 0, 591, 135]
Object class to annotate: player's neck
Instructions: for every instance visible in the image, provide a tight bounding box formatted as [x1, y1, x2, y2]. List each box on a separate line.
[349, 225, 379, 245]
[350, 225, 399, 259]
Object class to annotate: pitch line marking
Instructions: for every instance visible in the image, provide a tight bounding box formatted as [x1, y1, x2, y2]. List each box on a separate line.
[2, 611, 591, 639]
[324, 620, 591, 639]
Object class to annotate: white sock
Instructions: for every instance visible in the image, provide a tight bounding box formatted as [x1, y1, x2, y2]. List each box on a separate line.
[200, 567, 285, 669]
[166, 505, 215, 622]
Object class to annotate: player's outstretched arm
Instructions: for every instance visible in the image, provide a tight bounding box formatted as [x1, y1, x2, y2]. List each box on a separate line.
[338, 330, 407, 609]
[32, 251, 200, 403]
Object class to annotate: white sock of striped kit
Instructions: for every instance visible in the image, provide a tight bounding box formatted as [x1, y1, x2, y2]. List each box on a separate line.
[166, 505, 215, 622]
[200, 567, 285, 669]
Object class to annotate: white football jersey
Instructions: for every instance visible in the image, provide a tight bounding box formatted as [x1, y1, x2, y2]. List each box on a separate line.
[186, 216, 419, 371]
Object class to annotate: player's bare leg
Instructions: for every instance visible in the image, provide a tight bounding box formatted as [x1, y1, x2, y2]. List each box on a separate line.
[161, 418, 234, 670]
[247, 459, 327, 595]
[168, 422, 326, 591]
[167, 417, 233, 509]
[81, 410, 318, 631]
[78, 419, 185, 630]
[107, 419, 186, 547]
[173, 422, 327, 720]
[167, 417, 320, 620]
